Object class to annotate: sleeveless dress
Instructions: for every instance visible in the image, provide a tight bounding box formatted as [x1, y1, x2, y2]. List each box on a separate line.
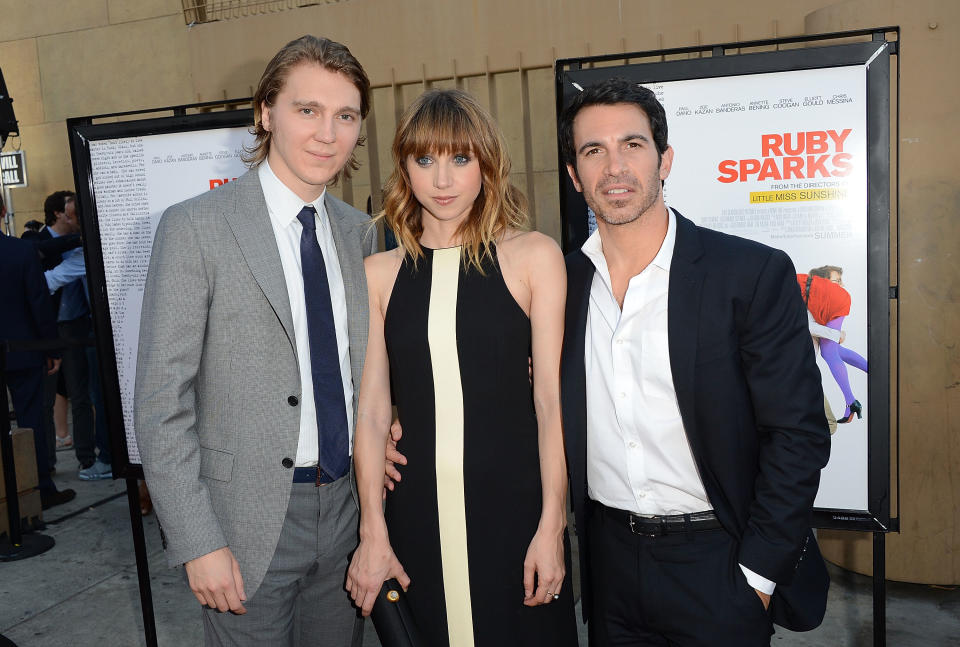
[383, 246, 577, 647]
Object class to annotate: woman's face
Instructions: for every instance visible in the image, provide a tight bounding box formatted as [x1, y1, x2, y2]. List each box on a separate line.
[405, 150, 482, 227]
[829, 270, 843, 286]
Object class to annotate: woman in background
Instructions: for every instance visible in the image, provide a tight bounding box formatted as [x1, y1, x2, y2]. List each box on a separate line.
[346, 89, 576, 647]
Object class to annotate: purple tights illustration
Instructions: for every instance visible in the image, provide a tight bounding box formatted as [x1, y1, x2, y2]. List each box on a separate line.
[819, 316, 868, 418]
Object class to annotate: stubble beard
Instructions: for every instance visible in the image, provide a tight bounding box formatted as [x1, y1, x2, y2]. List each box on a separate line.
[586, 168, 663, 227]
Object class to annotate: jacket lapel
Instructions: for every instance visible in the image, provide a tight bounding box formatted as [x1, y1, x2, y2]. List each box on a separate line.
[324, 193, 369, 391]
[561, 251, 593, 497]
[667, 211, 709, 466]
[222, 170, 297, 350]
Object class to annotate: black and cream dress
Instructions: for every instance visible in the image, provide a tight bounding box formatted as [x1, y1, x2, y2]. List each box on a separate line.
[383, 245, 577, 647]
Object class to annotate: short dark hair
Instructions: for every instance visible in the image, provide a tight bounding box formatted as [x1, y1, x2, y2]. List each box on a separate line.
[245, 35, 370, 185]
[558, 78, 669, 169]
[43, 190, 75, 226]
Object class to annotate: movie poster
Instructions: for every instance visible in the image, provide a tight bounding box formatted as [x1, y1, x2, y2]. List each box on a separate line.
[635, 66, 869, 511]
[89, 127, 253, 463]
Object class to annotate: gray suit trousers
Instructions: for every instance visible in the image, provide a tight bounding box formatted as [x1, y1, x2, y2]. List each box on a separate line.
[201, 477, 364, 646]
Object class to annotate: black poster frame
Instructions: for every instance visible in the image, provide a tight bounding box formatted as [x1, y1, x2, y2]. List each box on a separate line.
[555, 29, 898, 534]
[68, 105, 254, 481]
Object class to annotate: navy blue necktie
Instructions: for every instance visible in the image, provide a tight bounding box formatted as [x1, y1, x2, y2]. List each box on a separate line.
[297, 205, 349, 480]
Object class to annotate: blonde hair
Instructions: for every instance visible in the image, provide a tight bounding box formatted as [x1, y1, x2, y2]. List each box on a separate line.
[380, 89, 528, 272]
[244, 35, 370, 186]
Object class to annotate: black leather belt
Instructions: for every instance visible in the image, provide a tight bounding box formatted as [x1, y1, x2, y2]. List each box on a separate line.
[599, 503, 721, 536]
[292, 466, 337, 485]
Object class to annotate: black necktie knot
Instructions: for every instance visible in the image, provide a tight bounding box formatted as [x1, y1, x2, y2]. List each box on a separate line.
[297, 205, 317, 231]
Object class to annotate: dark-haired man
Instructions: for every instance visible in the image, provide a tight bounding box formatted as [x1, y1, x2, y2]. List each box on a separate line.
[39, 191, 97, 475]
[136, 35, 374, 646]
[557, 78, 831, 645]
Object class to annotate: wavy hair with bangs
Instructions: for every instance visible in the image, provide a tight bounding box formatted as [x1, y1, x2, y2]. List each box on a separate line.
[380, 89, 528, 273]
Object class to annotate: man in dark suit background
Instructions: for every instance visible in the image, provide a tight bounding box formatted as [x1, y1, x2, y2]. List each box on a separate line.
[557, 79, 831, 645]
[36, 190, 97, 476]
[0, 194, 75, 510]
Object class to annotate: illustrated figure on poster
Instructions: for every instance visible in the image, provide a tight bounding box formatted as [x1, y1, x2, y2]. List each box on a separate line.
[797, 265, 868, 423]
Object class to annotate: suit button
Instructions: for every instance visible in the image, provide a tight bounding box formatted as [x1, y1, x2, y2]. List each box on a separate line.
[287, 395, 299, 406]
[281, 457, 294, 468]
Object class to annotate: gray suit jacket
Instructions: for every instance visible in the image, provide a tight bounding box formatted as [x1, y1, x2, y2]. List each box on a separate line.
[134, 169, 376, 595]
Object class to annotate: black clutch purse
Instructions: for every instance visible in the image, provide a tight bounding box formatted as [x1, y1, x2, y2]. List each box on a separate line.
[370, 578, 424, 647]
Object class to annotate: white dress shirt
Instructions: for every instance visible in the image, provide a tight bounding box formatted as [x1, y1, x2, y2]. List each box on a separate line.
[259, 161, 354, 467]
[583, 207, 775, 595]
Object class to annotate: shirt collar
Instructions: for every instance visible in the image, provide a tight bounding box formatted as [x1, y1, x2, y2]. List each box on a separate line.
[258, 158, 327, 229]
[581, 206, 677, 273]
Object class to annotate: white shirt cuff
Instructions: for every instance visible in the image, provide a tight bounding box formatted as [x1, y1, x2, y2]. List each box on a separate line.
[739, 563, 776, 595]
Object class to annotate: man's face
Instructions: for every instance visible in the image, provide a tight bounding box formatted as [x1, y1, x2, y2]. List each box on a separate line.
[58, 198, 80, 234]
[566, 103, 673, 227]
[261, 63, 362, 202]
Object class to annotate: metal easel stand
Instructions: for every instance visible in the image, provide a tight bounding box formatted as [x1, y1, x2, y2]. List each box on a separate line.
[873, 530, 886, 647]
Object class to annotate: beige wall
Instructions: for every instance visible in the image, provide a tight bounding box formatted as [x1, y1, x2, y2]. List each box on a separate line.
[2, 0, 957, 583]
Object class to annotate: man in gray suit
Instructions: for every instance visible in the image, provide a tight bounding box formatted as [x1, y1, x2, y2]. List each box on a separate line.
[135, 35, 375, 646]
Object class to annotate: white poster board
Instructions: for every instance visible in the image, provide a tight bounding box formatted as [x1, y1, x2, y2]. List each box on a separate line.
[646, 66, 870, 512]
[87, 126, 253, 464]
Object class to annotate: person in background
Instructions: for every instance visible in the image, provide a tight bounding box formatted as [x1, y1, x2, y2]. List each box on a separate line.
[0, 194, 76, 510]
[42, 192, 112, 480]
[22, 219, 43, 235]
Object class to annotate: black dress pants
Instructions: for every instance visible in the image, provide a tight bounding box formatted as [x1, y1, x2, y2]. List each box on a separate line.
[57, 317, 95, 467]
[587, 503, 773, 647]
[5, 366, 56, 494]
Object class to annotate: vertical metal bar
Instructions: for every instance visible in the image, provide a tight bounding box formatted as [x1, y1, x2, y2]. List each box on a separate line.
[391, 68, 404, 126]
[365, 94, 382, 214]
[518, 55, 537, 229]
[127, 477, 158, 647]
[364, 92, 385, 250]
[873, 531, 886, 647]
[485, 56, 498, 122]
[453, 58, 463, 90]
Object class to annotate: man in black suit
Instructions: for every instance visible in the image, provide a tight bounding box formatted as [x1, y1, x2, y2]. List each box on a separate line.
[37, 190, 97, 474]
[558, 79, 831, 645]
[0, 195, 75, 509]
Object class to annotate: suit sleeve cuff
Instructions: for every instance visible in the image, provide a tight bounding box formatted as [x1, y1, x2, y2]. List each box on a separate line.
[739, 563, 776, 595]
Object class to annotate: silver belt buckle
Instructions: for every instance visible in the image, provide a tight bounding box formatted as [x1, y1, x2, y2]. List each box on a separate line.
[628, 514, 660, 537]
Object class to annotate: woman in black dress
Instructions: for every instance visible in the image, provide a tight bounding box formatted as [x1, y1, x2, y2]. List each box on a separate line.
[346, 89, 576, 647]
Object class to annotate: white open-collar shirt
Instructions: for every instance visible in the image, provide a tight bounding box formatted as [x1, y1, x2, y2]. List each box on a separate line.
[259, 160, 354, 467]
[582, 207, 775, 594]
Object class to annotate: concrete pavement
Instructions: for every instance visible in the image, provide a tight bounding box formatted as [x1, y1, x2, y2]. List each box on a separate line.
[2, 454, 958, 646]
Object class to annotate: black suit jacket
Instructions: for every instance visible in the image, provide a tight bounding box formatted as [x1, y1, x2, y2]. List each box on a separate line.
[0, 233, 60, 371]
[561, 211, 831, 632]
[25, 227, 79, 316]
